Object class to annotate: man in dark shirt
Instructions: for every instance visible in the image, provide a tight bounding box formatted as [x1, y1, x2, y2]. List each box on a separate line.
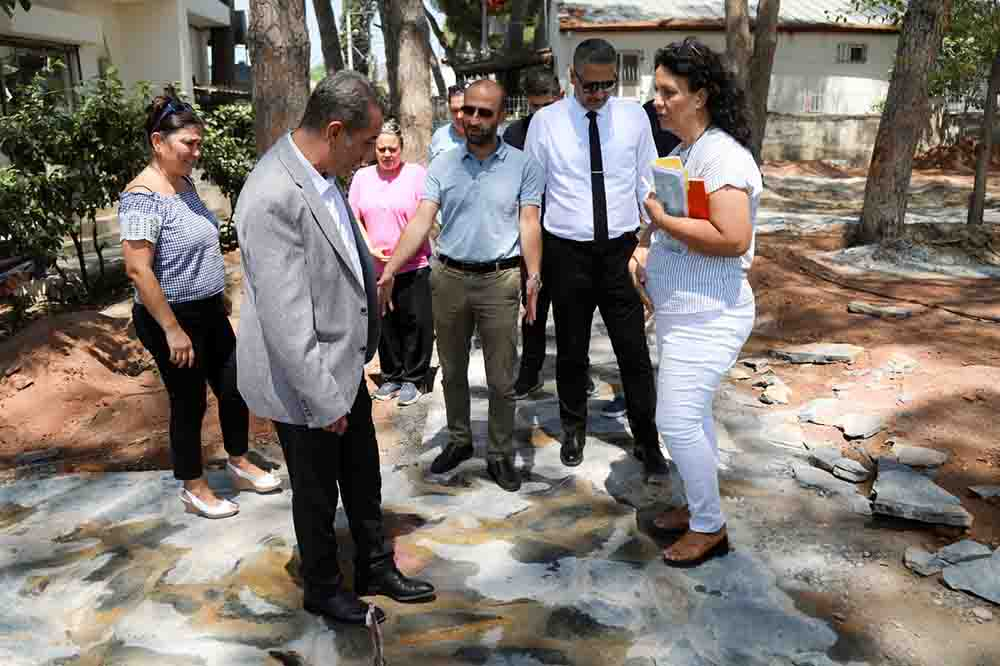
[503, 69, 597, 401]
[643, 97, 681, 158]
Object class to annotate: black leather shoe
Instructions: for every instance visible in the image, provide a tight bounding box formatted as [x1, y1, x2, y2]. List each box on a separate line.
[357, 566, 435, 603]
[634, 441, 670, 485]
[304, 589, 385, 624]
[430, 443, 474, 474]
[487, 456, 522, 492]
[560, 429, 585, 467]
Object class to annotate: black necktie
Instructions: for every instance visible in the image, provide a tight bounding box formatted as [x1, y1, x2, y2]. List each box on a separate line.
[586, 110, 609, 242]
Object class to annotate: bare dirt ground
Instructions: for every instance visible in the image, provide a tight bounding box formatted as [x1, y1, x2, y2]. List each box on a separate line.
[1, 162, 998, 538]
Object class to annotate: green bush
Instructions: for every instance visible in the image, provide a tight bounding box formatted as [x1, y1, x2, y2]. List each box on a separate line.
[200, 102, 255, 250]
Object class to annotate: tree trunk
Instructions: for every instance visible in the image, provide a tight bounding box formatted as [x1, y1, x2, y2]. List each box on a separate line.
[312, 0, 344, 75]
[748, 0, 780, 164]
[969, 48, 1000, 225]
[725, 0, 753, 91]
[249, 0, 311, 156]
[379, 0, 433, 163]
[858, 0, 952, 244]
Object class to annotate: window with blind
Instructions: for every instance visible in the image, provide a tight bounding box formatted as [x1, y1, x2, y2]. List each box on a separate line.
[836, 43, 868, 64]
[618, 51, 642, 100]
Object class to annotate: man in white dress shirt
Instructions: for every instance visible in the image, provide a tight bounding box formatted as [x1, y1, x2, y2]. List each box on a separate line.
[524, 39, 668, 482]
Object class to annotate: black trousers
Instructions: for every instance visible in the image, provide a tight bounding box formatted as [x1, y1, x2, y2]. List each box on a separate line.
[133, 294, 249, 481]
[517, 267, 552, 385]
[274, 383, 393, 593]
[379, 267, 434, 387]
[542, 230, 658, 447]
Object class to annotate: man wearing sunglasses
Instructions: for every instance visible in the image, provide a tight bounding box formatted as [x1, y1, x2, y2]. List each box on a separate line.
[524, 38, 669, 483]
[378, 79, 543, 493]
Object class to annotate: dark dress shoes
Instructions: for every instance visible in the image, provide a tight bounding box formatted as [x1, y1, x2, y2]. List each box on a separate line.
[356, 566, 436, 603]
[560, 429, 585, 467]
[304, 588, 385, 624]
[430, 443, 474, 474]
[487, 456, 521, 492]
[634, 441, 670, 485]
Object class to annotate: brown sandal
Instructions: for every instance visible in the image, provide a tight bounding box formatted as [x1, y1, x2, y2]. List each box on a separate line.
[652, 506, 691, 532]
[663, 527, 730, 567]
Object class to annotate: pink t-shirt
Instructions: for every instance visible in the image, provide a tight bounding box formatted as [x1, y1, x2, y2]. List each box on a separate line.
[348, 162, 431, 276]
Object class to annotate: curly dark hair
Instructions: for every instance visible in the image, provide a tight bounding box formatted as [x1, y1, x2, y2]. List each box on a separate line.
[653, 37, 752, 149]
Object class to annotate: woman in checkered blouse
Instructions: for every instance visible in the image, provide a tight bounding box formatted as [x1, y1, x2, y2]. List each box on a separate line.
[120, 96, 281, 519]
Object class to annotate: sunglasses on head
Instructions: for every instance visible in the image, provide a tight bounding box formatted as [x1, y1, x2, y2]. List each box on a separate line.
[460, 104, 497, 119]
[578, 77, 617, 94]
[153, 99, 194, 132]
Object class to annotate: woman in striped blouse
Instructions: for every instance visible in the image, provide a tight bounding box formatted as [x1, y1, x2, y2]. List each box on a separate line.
[633, 38, 762, 566]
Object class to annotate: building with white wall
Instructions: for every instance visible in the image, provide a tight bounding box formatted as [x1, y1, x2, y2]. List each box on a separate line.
[0, 0, 236, 112]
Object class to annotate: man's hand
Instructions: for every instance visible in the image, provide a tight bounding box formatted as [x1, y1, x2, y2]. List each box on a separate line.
[523, 274, 541, 324]
[376, 271, 395, 316]
[323, 415, 348, 435]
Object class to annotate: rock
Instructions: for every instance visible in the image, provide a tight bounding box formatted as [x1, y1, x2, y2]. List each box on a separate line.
[742, 357, 770, 372]
[808, 447, 842, 473]
[833, 458, 871, 483]
[872, 459, 973, 528]
[799, 398, 842, 427]
[771, 343, 865, 365]
[3, 362, 22, 377]
[892, 444, 949, 468]
[935, 539, 993, 565]
[761, 382, 792, 405]
[886, 352, 919, 375]
[904, 547, 943, 576]
[847, 301, 914, 320]
[753, 371, 780, 388]
[762, 422, 808, 452]
[729, 366, 753, 380]
[972, 607, 994, 622]
[13, 448, 60, 466]
[969, 485, 1000, 503]
[839, 413, 884, 440]
[832, 383, 854, 393]
[942, 550, 1000, 605]
[12, 376, 33, 391]
[792, 463, 861, 497]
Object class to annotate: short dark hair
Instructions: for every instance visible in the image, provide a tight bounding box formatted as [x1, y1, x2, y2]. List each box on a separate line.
[144, 96, 202, 145]
[447, 84, 466, 101]
[654, 37, 753, 148]
[300, 70, 379, 132]
[573, 38, 617, 72]
[521, 68, 560, 97]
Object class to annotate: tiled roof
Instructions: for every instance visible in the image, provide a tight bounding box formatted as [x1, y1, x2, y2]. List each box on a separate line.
[558, 0, 895, 30]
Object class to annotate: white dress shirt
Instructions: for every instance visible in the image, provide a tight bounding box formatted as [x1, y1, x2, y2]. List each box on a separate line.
[525, 95, 657, 242]
[289, 137, 364, 282]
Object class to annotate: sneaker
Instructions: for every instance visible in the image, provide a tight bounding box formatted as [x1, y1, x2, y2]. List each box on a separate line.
[398, 382, 421, 406]
[513, 378, 543, 400]
[373, 381, 402, 401]
[586, 376, 599, 397]
[600, 394, 628, 419]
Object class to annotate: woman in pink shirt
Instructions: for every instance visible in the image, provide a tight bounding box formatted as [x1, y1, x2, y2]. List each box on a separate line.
[349, 119, 433, 406]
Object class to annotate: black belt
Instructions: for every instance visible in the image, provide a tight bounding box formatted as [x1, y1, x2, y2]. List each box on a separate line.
[438, 254, 520, 273]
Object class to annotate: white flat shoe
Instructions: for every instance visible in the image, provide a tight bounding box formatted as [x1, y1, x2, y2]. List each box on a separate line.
[227, 462, 282, 493]
[180, 489, 239, 519]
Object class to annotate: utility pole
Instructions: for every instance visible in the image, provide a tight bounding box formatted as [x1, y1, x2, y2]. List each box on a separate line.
[347, 5, 354, 70]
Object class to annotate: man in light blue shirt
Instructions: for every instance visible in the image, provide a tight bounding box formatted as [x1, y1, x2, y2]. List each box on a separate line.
[428, 84, 466, 163]
[379, 80, 543, 493]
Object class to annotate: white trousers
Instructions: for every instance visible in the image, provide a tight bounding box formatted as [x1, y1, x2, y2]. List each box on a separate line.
[654, 298, 755, 533]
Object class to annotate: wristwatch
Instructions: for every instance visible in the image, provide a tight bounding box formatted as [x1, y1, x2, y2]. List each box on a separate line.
[526, 273, 542, 289]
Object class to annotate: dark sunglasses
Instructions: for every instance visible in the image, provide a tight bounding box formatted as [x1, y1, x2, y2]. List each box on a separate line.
[460, 104, 497, 119]
[153, 99, 194, 132]
[578, 77, 617, 94]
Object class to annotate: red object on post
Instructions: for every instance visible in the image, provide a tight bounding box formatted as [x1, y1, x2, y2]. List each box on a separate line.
[486, 0, 506, 13]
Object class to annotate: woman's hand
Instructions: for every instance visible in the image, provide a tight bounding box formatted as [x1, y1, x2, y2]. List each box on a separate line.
[369, 246, 390, 263]
[643, 194, 668, 231]
[628, 251, 654, 321]
[165, 324, 195, 368]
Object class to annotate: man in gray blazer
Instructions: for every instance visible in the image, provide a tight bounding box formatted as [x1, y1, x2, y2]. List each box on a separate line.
[236, 71, 434, 626]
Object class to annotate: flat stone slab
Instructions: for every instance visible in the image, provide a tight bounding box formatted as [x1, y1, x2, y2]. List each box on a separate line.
[741, 357, 770, 372]
[943, 550, 1000, 605]
[890, 443, 949, 468]
[905, 547, 944, 577]
[808, 447, 842, 473]
[970, 485, 1000, 502]
[792, 463, 862, 497]
[799, 398, 843, 427]
[839, 413, 885, 440]
[848, 300, 914, 319]
[761, 382, 792, 405]
[872, 459, 973, 527]
[833, 458, 871, 483]
[728, 366, 753, 380]
[771, 343, 865, 365]
[936, 539, 993, 565]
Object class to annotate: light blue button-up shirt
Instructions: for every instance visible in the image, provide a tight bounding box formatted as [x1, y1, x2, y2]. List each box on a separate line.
[428, 123, 465, 164]
[422, 137, 543, 263]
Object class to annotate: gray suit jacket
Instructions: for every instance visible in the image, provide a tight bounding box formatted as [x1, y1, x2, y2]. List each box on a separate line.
[235, 134, 379, 429]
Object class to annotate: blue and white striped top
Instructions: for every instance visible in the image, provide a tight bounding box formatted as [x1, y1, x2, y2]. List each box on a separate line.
[118, 185, 227, 304]
[647, 127, 762, 314]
